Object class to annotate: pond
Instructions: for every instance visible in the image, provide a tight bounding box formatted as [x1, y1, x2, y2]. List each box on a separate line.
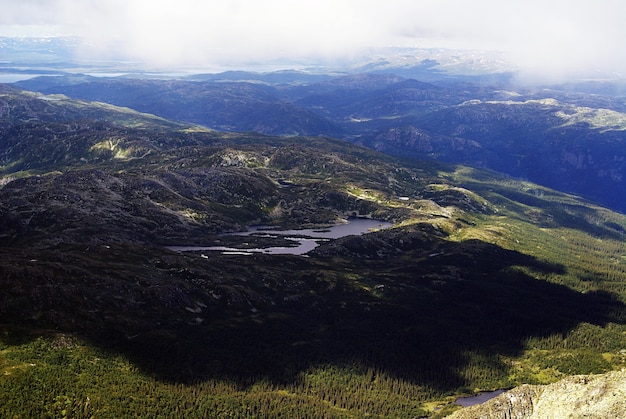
[167, 218, 392, 256]
[455, 390, 505, 407]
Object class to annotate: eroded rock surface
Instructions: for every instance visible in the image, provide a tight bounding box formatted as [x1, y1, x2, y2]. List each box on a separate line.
[448, 369, 626, 419]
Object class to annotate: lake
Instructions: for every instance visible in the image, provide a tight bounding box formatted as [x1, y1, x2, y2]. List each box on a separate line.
[167, 218, 392, 255]
[455, 390, 505, 407]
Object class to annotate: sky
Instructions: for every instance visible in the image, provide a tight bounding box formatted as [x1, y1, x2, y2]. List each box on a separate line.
[1, 0, 625, 79]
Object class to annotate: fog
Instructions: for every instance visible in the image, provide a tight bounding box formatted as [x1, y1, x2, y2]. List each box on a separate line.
[2, 0, 625, 80]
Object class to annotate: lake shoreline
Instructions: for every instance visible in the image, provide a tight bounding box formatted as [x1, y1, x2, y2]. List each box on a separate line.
[166, 218, 392, 256]
[455, 389, 506, 407]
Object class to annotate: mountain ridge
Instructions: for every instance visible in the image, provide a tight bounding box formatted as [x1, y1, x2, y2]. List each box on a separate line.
[13, 73, 626, 213]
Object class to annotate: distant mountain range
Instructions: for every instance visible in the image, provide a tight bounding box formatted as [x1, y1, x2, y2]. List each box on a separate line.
[13, 71, 626, 213]
[0, 36, 516, 78]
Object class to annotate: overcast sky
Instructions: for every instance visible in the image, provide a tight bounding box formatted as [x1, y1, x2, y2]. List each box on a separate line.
[1, 0, 624, 79]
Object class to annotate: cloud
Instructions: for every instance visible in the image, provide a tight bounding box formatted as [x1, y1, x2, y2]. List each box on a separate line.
[76, 1, 400, 67]
[500, 1, 626, 80]
[2, 0, 626, 78]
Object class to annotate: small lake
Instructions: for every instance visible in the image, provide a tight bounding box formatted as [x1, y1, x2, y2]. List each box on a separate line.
[455, 390, 505, 407]
[167, 218, 392, 256]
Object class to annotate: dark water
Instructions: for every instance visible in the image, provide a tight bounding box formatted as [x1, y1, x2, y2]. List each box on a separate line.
[455, 390, 505, 407]
[167, 218, 392, 255]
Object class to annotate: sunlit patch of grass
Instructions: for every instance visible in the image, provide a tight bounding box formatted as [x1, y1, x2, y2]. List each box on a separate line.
[345, 184, 388, 204]
[0, 170, 44, 185]
[0, 346, 37, 377]
[510, 324, 626, 386]
[556, 106, 626, 131]
[450, 222, 511, 245]
[473, 97, 626, 132]
[90, 139, 134, 159]
[181, 125, 214, 133]
[83, 101, 182, 128]
[177, 209, 206, 222]
[148, 200, 208, 223]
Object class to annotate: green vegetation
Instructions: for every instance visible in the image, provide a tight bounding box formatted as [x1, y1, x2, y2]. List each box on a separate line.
[1, 88, 626, 417]
[556, 105, 626, 131]
[1, 333, 439, 418]
[2, 166, 626, 417]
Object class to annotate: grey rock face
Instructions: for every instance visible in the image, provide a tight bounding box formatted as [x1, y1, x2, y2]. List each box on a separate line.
[447, 369, 626, 419]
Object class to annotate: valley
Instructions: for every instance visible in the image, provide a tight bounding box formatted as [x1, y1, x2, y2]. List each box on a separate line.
[1, 73, 626, 417]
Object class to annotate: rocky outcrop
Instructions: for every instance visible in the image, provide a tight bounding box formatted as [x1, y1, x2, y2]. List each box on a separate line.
[447, 369, 626, 419]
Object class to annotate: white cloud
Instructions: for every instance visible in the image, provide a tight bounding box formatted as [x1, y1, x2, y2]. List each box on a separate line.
[2, 0, 626, 78]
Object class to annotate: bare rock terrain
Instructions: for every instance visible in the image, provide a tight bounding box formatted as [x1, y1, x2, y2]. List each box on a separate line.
[448, 369, 626, 419]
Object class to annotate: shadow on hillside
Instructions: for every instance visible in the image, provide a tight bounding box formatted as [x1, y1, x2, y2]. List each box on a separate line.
[1, 235, 625, 394]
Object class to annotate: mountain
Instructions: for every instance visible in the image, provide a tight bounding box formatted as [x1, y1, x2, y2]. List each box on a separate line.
[14, 73, 626, 213]
[1, 85, 626, 417]
[366, 96, 626, 212]
[15, 77, 340, 136]
[1, 37, 514, 77]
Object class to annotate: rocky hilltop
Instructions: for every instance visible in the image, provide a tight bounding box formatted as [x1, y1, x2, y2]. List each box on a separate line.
[448, 369, 626, 419]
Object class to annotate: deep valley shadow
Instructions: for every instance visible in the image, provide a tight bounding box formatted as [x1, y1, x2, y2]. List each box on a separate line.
[2, 229, 623, 395]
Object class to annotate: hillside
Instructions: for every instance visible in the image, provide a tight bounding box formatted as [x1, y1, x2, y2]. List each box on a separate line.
[1, 86, 626, 417]
[14, 73, 626, 213]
